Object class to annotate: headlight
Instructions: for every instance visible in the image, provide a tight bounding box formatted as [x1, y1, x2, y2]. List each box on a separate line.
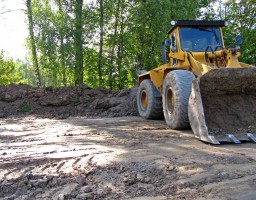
[225, 21, 230, 26]
[170, 20, 176, 26]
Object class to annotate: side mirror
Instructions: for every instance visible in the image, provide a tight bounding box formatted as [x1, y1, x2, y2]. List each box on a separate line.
[235, 36, 243, 45]
[165, 38, 172, 47]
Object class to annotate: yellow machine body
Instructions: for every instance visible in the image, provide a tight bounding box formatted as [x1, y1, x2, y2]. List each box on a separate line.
[138, 20, 256, 144]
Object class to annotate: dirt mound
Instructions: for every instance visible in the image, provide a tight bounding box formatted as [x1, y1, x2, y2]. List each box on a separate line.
[0, 84, 138, 119]
[200, 68, 256, 135]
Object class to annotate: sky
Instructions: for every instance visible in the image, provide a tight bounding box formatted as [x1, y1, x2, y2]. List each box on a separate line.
[0, 0, 28, 60]
[0, 0, 95, 60]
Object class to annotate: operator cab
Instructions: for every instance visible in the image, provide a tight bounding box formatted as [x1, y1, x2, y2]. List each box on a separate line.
[179, 27, 223, 52]
[167, 20, 225, 51]
[166, 20, 226, 65]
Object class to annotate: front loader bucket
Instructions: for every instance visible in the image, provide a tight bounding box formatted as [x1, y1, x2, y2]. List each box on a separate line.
[188, 68, 256, 144]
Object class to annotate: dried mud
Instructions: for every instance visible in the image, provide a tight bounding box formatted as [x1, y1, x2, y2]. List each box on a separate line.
[1, 116, 256, 200]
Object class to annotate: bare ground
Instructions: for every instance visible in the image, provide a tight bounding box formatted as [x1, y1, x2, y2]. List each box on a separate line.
[1, 84, 256, 199]
[1, 116, 256, 200]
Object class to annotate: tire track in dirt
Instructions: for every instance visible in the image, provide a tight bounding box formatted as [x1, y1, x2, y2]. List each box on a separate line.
[0, 116, 256, 199]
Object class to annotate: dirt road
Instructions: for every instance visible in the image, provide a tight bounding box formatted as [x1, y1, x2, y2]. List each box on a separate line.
[1, 116, 256, 200]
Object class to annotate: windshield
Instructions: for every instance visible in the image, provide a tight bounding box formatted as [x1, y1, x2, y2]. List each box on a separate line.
[179, 27, 223, 52]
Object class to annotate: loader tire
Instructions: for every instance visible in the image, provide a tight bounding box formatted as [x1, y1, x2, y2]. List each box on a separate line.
[137, 79, 163, 119]
[163, 70, 195, 129]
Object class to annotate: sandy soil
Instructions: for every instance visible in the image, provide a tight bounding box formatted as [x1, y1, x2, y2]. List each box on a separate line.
[1, 116, 256, 200]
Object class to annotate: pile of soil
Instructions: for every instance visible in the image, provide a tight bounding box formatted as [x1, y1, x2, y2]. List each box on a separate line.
[0, 84, 138, 119]
[200, 68, 256, 135]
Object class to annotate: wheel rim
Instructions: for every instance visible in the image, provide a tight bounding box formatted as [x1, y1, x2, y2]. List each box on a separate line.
[166, 87, 174, 115]
[141, 90, 148, 110]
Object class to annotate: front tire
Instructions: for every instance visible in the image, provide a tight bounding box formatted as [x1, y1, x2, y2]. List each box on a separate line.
[137, 79, 163, 119]
[162, 70, 195, 129]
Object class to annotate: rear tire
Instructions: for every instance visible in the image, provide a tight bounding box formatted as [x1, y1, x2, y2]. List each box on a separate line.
[137, 79, 163, 119]
[162, 70, 195, 129]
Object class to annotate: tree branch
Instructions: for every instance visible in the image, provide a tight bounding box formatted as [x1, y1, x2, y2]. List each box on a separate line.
[0, 9, 25, 15]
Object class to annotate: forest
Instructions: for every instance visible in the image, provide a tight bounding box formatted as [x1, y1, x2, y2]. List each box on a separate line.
[0, 0, 255, 89]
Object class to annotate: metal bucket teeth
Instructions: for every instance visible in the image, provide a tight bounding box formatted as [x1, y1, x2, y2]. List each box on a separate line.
[189, 68, 256, 145]
[245, 133, 256, 143]
[227, 134, 241, 144]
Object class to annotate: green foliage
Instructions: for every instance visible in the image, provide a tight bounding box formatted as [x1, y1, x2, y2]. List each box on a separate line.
[21, 100, 31, 113]
[23, 0, 205, 89]
[70, 95, 79, 104]
[83, 48, 99, 88]
[21, 0, 255, 89]
[224, 0, 256, 65]
[202, 0, 256, 65]
[0, 51, 24, 85]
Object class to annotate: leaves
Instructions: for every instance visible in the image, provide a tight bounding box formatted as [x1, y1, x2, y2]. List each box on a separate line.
[204, 0, 256, 65]
[21, 0, 256, 88]
[0, 51, 23, 85]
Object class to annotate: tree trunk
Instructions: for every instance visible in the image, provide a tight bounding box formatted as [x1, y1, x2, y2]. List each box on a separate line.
[57, 0, 67, 86]
[97, 0, 103, 87]
[74, 0, 84, 85]
[117, 15, 124, 89]
[26, 0, 41, 87]
[108, 0, 120, 89]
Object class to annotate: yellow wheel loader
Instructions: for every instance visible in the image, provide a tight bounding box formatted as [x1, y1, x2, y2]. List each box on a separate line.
[137, 20, 256, 144]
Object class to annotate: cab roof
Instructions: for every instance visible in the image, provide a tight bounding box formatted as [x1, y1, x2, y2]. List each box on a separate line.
[168, 20, 225, 34]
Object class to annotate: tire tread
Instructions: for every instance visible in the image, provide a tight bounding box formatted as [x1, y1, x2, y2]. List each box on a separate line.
[137, 79, 163, 119]
[163, 70, 195, 129]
